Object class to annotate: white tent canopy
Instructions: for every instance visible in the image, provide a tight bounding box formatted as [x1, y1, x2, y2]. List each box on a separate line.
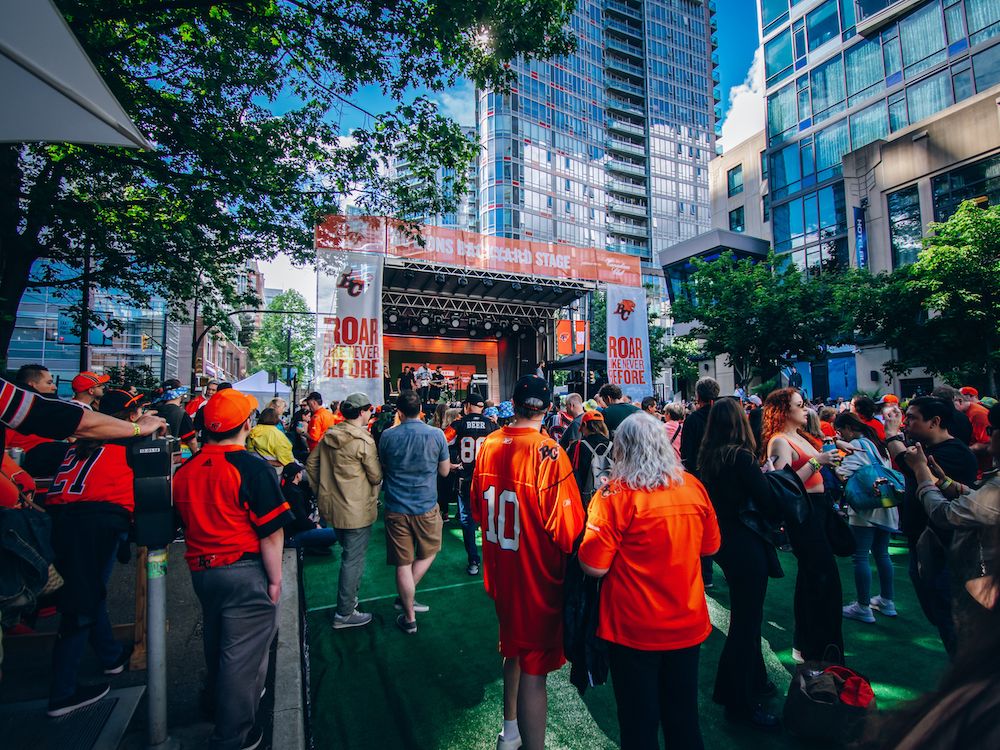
[0, 0, 152, 148]
[232, 371, 292, 405]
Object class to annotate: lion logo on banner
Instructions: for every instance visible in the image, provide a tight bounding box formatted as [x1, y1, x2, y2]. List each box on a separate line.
[337, 267, 371, 297]
[613, 299, 636, 321]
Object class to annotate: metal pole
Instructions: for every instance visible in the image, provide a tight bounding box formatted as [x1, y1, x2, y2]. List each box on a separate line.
[79, 244, 91, 372]
[145, 547, 178, 750]
[189, 275, 200, 391]
[160, 304, 169, 383]
[583, 291, 590, 400]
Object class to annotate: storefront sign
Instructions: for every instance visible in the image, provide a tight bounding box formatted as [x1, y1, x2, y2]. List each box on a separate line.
[854, 207, 868, 269]
[315, 249, 385, 405]
[605, 284, 653, 403]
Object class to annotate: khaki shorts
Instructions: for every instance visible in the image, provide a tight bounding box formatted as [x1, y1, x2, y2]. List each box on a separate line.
[384, 508, 443, 566]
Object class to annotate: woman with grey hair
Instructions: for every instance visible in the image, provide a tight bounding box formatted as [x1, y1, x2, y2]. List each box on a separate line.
[578, 412, 720, 750]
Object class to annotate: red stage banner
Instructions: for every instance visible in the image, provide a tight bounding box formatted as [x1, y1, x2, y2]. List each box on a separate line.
[557, 320, 590, 356]
[315, 215, 642, 287]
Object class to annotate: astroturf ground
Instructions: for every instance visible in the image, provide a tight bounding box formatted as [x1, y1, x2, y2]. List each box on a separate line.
[303, 515, 949, 749]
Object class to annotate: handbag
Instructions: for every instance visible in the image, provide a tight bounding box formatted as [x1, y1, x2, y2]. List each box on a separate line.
[783, 646, 876, 745]
[844, 439, 904, 511]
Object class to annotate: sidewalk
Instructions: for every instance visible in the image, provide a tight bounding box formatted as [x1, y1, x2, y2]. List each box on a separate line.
[0, 542, 300, 749]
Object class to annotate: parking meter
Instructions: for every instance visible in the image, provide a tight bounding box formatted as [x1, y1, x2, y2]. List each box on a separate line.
[129, 436, 175, 549]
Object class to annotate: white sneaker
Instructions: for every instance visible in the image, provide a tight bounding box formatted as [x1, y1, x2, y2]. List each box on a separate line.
[870, 596, 898, 617]
[791, 648, 804, 664]
[332, 610, 373, 629]
[842, 601, 876, 623]
[496, 733, 522, 750]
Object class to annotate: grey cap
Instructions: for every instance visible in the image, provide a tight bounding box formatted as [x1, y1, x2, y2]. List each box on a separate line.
[342, 392, 372, 409]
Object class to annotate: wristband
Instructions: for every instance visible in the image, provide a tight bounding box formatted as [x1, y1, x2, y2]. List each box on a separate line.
[886, 434, 905, 445]
[808, 458, 822, 472]
[938, 478, 954, 490]
[132, 422, 141, 438]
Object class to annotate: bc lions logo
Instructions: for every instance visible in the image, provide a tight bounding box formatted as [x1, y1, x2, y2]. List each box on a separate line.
[539, 445, 560, 462]
[614, 299, 636, 321]
[337, 268, 370, 297]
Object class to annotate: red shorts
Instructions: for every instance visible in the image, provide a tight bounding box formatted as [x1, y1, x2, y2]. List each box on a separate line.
[498, 639, 565, 676]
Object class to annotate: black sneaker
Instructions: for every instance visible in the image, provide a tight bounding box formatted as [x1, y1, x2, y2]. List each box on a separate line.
[103, 642, 134, 675]
[395, 614, 417, 634]
[467, 561, 480, 576]
[47, 683, 110, 717]
[241, 725, 264, 750]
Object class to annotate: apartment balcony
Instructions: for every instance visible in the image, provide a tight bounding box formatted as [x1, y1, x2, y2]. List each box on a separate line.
[608, 218, 649, 239]
[607, 157, 646, 178]
[605, 0, 642, 22]
[607, 177, 647, 198]
[605, 36, 644, 60]
[606, 74, 645, 98]
[604, 54, 645, 79]
[607, 240, 650, 258]
[606, 95, 644, 117]
[606, 137, 646, 158]
[607, 116, 645, 137]
[608, 197, 648, 219]
[605, 18, 643, 41]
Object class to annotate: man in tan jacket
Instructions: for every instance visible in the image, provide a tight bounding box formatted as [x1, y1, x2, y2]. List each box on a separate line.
[306, 392, 382, 629]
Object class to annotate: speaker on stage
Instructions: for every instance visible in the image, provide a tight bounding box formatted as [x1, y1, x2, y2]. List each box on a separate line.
[470, 374, 489, 401]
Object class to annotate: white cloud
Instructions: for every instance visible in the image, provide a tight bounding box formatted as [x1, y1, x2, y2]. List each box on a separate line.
[718, 47, 765, 153]
[259, 254, 317, 311]
[437, 80, 477, 127]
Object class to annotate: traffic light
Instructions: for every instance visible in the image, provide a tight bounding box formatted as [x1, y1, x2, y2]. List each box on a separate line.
[141, 333, 150, 350]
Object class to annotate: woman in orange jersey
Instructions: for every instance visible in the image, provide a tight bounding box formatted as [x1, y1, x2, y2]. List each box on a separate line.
[762, 387, 841, 664]
[44, 389, 142, 717]
[578, 412, 720, 750]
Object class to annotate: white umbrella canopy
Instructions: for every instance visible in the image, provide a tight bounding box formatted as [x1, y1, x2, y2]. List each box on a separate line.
[0, 0, 152, 148]
[232, 370, 292, 405]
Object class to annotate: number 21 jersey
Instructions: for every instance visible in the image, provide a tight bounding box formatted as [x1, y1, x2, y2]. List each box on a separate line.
[471, 426, 584, 650]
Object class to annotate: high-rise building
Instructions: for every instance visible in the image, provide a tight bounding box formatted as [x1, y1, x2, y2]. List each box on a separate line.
[761, 0, 1000, 272]
[476, 0, 718, 299]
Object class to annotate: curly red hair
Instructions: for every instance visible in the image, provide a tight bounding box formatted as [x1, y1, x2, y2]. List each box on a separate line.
[759, 387, 822, 461]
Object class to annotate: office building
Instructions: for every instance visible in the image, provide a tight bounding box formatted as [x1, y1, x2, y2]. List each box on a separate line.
[476, 0, 719, 306]
[761, 0, 999, 272]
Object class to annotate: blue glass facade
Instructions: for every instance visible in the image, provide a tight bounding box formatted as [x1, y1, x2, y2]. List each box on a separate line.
[761, 0, 1000, 271]
[479, 0, 717, 278]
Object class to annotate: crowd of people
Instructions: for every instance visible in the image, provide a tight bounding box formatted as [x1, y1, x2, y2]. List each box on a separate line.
[3, 360, 1000, 750]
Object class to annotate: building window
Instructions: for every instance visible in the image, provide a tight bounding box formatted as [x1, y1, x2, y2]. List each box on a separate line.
[966, 0, 1000, 46]
[729, 206, 745, 233]
[767, 83, 797, 143]
[899, 1, 946, 78]
[931, 153, 1000, 221]
[763, 193, 771, 222]
[849, 100, 888, 150]
[811, 55, 846, 124]
[887, 186, 922, 268]
[973, 43, 1000, 91]
[765, 29, 794, 86]
[807, 0, 841, 51]
[727, 164, 744, 197]
[906, 68, 953, 124]
[845, 37, 884, 107]
[760, 151, 768, 182]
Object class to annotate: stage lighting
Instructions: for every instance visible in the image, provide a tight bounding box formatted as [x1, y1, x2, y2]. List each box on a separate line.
[538, 325, 546, 334]
[511, 322, 520, 332]
[435, 273, 446, 284]
[469, 328, 478, 337]
[439, 327, 447, 335]
[511, 282, 522, 291]
[388, 312, 399, 324]
[451, 318, 461, 328]
[411, 324, 419, 333]
[532, 283, 544, 293]
[403, 269, 416, 281]
[420, 315, 430, 326]
[494, 331, 502, 338]
[483, 278, 495, 288]
[458, 276, 469, 287]
[483, 320, 493, 330]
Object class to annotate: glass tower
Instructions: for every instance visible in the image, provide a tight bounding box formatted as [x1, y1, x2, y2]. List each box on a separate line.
[477, 0, 718, 290]
[761, 0, 1000, 271]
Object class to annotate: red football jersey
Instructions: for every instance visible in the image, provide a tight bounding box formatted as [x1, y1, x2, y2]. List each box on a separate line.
[471, 425, 585, 650]
[47, 443, 135, 513]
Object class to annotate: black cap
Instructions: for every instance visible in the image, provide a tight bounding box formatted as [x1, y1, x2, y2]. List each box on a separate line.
[99, 389, 146, 416]
[511, 375, 551, 411]
[465, 391, 486, 407]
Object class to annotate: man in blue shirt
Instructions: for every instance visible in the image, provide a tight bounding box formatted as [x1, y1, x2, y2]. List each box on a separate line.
[379, 389, 454, 633]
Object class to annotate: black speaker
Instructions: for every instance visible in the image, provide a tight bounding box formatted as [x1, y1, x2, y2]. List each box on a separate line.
[130, 437, 175, 549]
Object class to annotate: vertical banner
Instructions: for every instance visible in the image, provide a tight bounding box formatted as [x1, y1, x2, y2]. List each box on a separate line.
[606, 285, 653, 403]
[854, 207, 868, 269]
[315, 249, 385, 405]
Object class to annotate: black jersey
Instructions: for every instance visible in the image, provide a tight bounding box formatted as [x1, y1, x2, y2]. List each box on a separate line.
[444, 413, 498, 477]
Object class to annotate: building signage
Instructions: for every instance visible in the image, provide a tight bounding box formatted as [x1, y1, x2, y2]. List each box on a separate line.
[854, 207, 868, 269]
[315, 249, 385, 405]
[605, 284, 653, 403]
[316, 215, 643, 287]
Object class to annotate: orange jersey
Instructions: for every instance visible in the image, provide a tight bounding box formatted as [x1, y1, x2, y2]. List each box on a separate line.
[578, 475, 720, 650]
[471, 425, 585, 651]
[307, 407, 336, 450]
[47, 443, 135, 514]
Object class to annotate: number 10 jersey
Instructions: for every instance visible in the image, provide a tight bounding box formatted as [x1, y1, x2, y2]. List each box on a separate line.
[471, 425, 585, 650]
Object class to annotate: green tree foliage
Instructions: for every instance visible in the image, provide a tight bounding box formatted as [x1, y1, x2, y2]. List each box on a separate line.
[661, 337, 702, 385]
[0, 0, 577, 363]
[248, 290, 315, 383]
[671, 251, 833, 385]
[106, 363, 158, 391]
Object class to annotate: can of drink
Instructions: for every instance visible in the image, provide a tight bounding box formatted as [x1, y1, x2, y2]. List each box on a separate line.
[822, 437, 837, 453]
[6, 447, 24, 466]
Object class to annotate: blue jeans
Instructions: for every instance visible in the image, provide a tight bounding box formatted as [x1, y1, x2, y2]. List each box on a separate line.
[287, 527, 337, 548]
[457, 479, 480, 565]
[851, 524, 894, 604]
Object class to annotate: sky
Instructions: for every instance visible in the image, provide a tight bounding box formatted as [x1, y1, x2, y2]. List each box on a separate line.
[260, 0, 763, 306]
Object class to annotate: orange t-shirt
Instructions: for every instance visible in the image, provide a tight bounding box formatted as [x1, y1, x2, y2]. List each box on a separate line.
[820, 420, 836, 438]
[578, 474, 721, 651]
[306, 407, 336, 451]
[863, 417, 886, 442]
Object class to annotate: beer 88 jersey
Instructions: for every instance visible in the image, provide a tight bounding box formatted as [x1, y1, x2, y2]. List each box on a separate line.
[444, 413, 497, 478]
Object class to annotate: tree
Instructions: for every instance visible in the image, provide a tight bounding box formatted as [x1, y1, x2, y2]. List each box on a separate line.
[670, 251, 835, 386]
[248, 290, 315, 384]
[661, 337, 702, 385]
[0, 0, 577, 363]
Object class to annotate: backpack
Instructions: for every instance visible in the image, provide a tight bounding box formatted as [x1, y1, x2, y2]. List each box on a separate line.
[844, 438, 904, 511]
[575, 439, 613, 500]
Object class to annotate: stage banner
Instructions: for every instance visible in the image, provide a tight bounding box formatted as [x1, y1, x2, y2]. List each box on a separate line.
[606, 284, 653, 403]
[315, 248, 385, 405]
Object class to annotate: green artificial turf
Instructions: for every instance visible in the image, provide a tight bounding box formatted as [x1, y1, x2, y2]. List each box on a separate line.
[304, 519, 948, 749]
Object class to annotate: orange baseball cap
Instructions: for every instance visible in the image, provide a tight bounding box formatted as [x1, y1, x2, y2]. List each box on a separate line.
[960, 386, 979, 398]
[882, 394, 899, 404]
[582, 411, 605, 424]
[71, 371, 110, 393]
[203, 389, 258, 432]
